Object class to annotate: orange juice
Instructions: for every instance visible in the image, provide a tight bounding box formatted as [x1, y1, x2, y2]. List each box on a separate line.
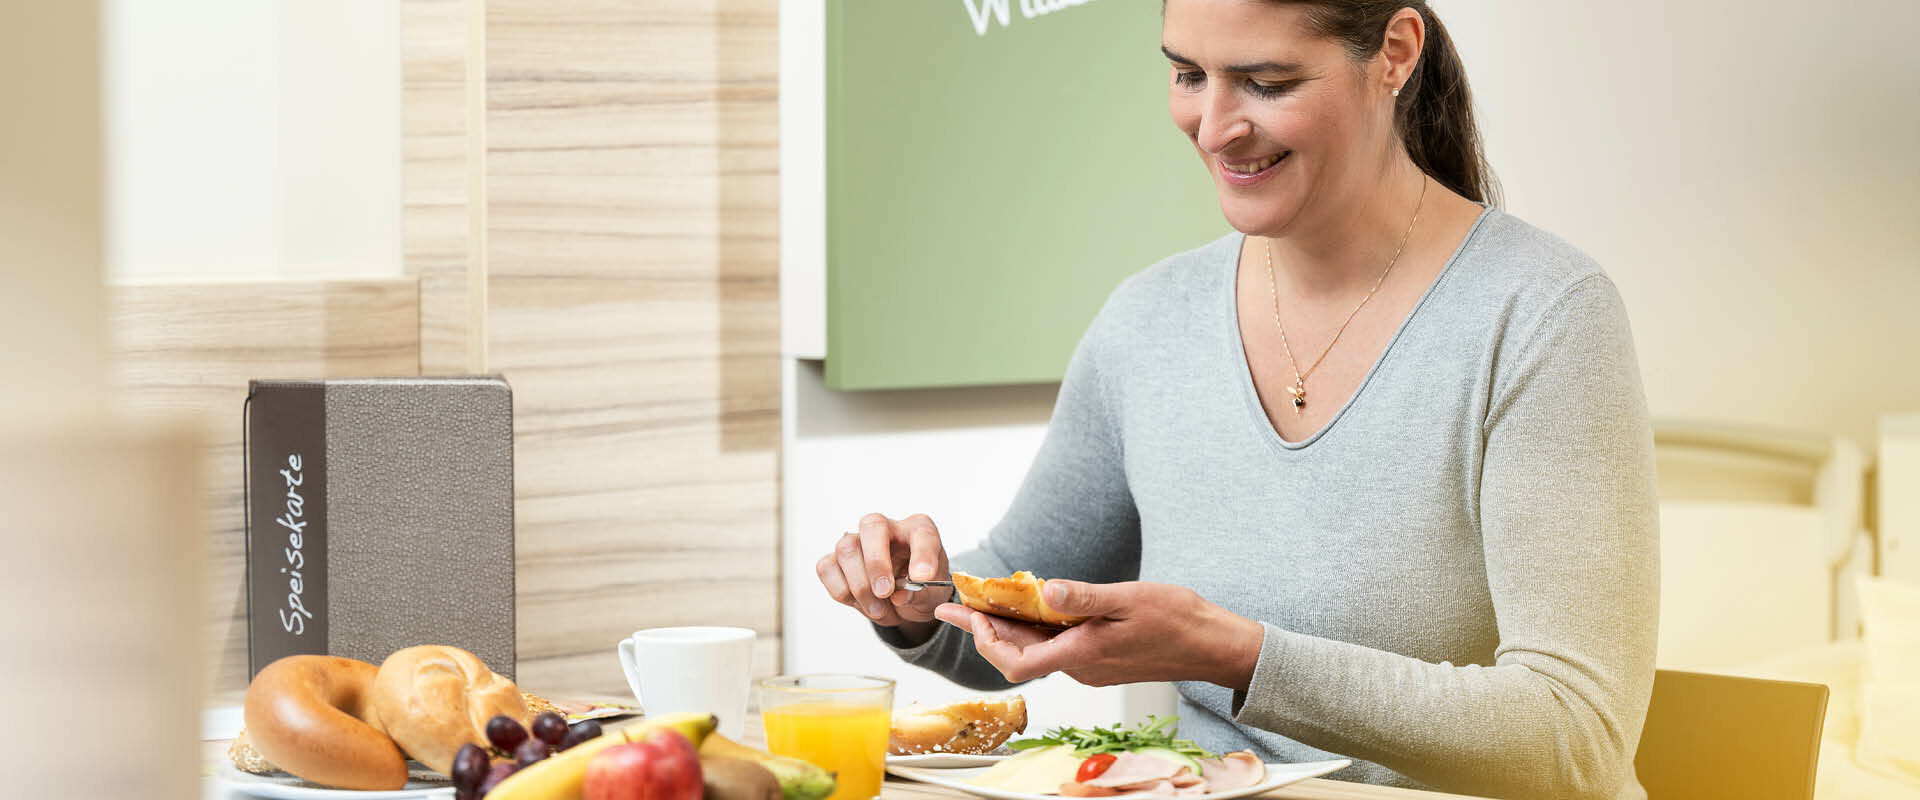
[762, 702, 891, 800]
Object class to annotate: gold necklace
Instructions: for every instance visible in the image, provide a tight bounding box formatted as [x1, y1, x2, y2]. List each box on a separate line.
[1264, 177, 1427, 416]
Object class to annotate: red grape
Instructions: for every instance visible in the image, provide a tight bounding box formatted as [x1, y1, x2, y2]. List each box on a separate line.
[558, 719, 602, 751]
[486, 715, 529, 752]
[477, 761, 519, 793]
[451, 743, 490, 790]
[530, 712, 569, 746]
[513, 737, 551, 767]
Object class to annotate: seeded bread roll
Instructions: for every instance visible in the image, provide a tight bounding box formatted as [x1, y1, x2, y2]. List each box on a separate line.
[889, 696, 1028, 755]
[227, 729, 278, 775]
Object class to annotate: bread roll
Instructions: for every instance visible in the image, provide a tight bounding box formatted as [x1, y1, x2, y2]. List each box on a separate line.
[890, 696, 1028, 755]
[950, 571, 1089, 627]
[371, 645, 528, 776]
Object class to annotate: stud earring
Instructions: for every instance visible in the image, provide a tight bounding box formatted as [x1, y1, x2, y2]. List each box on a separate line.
[1392, 87, 1401, 97]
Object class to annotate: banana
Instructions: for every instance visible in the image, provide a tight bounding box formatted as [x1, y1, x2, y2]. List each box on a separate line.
[699, 733, 837, 800]
[484, 711, 718, 800]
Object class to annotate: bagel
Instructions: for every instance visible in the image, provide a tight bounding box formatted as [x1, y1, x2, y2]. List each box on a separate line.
[229, 689, 563, 777]
[242, 655, 408, 790]
[950, 571, 1088, 628]
[890, 696, 1028, 754]
[372, 644, 528, 776]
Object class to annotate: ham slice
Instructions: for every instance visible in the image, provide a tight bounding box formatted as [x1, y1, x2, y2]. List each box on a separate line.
[1059, 781, 1121, 797]
[1061, 750, 1265, 797]
[1125, 779, 1179, 796]
[1169, 771, 1206, 791]
[1168, 772, 1205, 789]
[1193, 752, 1266, 792]
[1084, 754, 1187, 788]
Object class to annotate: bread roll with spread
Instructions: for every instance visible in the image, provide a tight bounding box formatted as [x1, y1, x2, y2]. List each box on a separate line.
[950, 571, 1089, 627]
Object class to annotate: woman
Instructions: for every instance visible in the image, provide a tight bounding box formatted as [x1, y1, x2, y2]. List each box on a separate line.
[816, 2, 1657, 798]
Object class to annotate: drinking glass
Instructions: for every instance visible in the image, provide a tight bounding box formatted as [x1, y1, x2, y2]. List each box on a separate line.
[758, 674, 894, 800]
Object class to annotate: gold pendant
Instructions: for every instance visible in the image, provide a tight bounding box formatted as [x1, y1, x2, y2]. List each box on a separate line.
[1288, 381, 1306, 416]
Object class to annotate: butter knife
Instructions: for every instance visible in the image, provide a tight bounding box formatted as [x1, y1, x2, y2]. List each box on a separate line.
[899, 579, 953, 592]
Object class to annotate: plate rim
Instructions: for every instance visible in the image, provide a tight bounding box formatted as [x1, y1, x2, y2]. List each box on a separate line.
[885, 753, 1014, 768]
[211, 761, 455, 799]
[884, 758, 1352, 800]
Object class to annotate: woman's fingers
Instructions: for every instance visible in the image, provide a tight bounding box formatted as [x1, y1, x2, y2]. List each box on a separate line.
[834, 530, 893, 623]
[900, 514, 947, 582]
[934, 602, 973, 630]
[816, 553, 852, 606]
[967, 612, 1026, 677]
[857, 513, 897, 600]
[892, 515, 950, 613]
[934, 605, 1071, 683]
[969, 612, 1071, 682]
[996, 617, 1058, 648]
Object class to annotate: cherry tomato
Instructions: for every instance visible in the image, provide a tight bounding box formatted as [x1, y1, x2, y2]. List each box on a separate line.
[1076, 753, 1118, 782]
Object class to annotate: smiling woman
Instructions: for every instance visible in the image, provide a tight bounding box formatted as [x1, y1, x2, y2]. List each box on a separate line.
[816, 2, 1659, 799]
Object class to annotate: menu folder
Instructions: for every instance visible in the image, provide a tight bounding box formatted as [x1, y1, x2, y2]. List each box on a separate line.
[244, 377, 516, 680]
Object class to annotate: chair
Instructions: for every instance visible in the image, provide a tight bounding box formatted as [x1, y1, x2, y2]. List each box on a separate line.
[1635, 669, 1830, 800]
[1652, 421, 1872, 669]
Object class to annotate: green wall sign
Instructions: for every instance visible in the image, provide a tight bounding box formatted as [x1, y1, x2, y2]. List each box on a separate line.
[825, 0, 1228, 390]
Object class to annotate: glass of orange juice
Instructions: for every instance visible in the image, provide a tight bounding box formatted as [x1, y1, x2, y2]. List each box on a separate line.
[758, 674, 894, 800]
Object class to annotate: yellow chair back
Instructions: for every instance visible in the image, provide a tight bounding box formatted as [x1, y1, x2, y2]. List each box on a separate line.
[1635, 669, 1830, 800]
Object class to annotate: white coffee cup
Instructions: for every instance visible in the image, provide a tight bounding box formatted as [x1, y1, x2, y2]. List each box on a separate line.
[617, 626, 755, 738]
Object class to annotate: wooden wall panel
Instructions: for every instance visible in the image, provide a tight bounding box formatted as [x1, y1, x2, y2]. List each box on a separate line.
[486, 0, 783, 695]
[108, 279, 421, 696]
[403, 0, 477, 374]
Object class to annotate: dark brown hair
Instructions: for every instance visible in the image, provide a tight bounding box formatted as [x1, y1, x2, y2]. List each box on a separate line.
[1289, 2, 1498, 204]
[1178, 1, 1501, 205]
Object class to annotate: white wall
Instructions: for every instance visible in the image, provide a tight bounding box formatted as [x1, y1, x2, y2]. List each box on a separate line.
[780, 0, 1920, 729]
[105, 0, 402, 280]
[1441, 0, 1920, 450]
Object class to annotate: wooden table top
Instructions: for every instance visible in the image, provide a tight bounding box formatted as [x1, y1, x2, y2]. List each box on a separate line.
[200, 705, 1486, 800]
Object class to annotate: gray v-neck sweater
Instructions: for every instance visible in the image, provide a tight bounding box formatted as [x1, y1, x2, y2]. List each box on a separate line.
[879, 208, 1659, 800]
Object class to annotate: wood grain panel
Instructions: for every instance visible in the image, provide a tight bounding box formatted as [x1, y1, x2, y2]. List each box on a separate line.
[107, 279, 421, 696]
[403, 0, 477, 374]
[487, 0, 782, 695]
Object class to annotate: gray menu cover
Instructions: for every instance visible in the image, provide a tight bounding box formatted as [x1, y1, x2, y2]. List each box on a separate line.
[246, 377, 516, 680]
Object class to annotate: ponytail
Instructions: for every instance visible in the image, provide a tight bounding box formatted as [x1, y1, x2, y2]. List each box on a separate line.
[1393, 5, 1498, 205]
[1290, 1, 1501, 205]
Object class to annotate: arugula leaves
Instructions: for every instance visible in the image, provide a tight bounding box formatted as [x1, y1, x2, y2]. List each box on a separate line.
[1005, 715, 1219, 759]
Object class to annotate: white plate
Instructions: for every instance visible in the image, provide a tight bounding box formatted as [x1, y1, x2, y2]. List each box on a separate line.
[885, 759, 1352, 800]
[886, 753, 1012, 768]
[211, 762, 455, 799]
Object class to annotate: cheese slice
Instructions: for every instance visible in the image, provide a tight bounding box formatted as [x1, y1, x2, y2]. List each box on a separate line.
[968, 745, 1085, 794]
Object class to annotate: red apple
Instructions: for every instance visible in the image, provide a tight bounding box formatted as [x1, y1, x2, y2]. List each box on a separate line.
[583, 730, 703, 800]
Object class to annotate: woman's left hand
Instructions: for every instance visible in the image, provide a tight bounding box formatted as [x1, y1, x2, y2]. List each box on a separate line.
[932, 580, 1266, 689]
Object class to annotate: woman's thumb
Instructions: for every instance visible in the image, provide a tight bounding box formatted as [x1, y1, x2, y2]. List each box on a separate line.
[1043, 579, 1119, 616]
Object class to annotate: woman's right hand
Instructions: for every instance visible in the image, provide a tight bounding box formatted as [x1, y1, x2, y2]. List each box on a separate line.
[816, 513, 953, 630]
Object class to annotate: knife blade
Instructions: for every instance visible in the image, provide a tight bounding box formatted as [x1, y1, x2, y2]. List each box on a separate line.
[899, 579, 954, 592]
